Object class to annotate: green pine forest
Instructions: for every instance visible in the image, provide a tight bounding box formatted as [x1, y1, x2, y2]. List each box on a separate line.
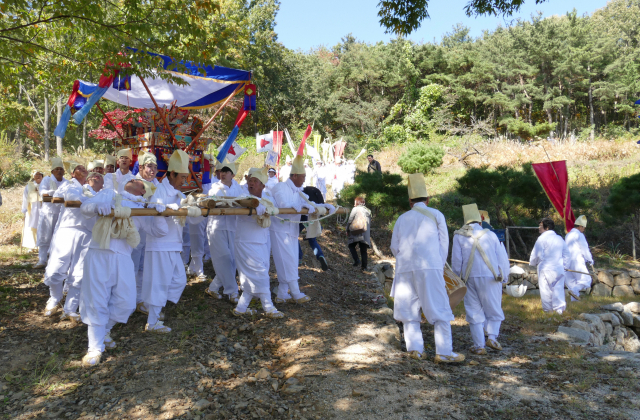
[3, 0, 640, 160]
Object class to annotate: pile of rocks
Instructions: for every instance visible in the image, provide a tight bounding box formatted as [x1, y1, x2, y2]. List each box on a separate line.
[508, 264, 640, 297]
[551, 302, 640, 353]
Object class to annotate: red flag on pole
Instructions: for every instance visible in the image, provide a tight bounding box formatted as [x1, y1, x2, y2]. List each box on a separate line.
[297, 125, 313, 156]
[532, 160, 576, 232]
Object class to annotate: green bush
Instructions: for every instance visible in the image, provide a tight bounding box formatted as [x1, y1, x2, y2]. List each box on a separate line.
[397, 142, 445, 174]
[338, 170, 409, 223]
[604, 173, 640, 232]
[502, 118, 556, 141]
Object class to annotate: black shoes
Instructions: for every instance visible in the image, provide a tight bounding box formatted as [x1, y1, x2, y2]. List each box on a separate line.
[352, 260, 361, 267]
[319, 256, 329, 271]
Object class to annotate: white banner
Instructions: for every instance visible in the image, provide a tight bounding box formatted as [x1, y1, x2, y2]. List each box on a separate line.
[264, 150, 279, 166]
[218, 141, 246, 162]
[256, 132, 273, 153]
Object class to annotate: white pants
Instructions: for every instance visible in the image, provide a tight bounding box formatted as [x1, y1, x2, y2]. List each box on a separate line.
[207, 229, 238, 296]
[270, 230, 304, 299]
[36, 207, 60, 261]
[236, 291, 275, 314]
[130, 232, 146, 304]
[539, 270, 566, 313]
[391, 269, 455, 356]
[44, 228, 91, 313]
[181, 228, 191, 265]
[236, 241, 271, 295]
[565, 262, 591, 301]
[464, 276, 504, 348]
[80, 249, 136, 327]
[188, 218, 208, 276]
[141, 251, 187, 307]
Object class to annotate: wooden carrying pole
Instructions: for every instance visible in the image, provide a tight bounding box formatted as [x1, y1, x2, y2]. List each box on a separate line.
[61, 205, 347, 218]
[508, 258, 592, 276]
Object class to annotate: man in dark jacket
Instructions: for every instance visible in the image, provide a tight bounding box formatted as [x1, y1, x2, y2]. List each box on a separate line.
[367, 155, 381, 173]
[299, 186, 329, 271]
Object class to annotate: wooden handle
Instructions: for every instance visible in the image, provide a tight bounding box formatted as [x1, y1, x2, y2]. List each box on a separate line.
[43, 195, 52, 202]
[52, 197, 65, 204]
[510, 259, 593, 276]
[64, 197, 260, 209]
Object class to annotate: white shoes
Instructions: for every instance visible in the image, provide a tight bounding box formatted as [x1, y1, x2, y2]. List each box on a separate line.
[82, 351, 102, 368]
[205, 288, 222, 299]
[229, 294, 239, 304]
[146, 321, 171, 333]
[60, 312, 81, 324]
[263, 310, 284, 319]
[104, 333, 117, 349]
[44, 298, 61, 317]
[232, 308, 257, 317]
[34, 261, 47, 269]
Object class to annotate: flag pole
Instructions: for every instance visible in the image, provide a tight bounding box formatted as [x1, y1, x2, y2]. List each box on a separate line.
[542, 145, 560, 182]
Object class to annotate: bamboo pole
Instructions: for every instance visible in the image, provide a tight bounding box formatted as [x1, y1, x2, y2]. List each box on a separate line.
[63, 206, 348, 218]
[508, 258, 592, 276]
[64, 197, 260, 209]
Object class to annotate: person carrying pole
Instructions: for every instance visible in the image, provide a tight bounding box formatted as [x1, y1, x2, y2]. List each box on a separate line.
[35, 157, 69, 268]
[564, 215, 594, 301]
[451, 204, 510, 355]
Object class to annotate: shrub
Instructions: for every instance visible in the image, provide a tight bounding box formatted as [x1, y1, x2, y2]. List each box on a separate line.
[397, 142, 444, 174]
[604, 173, 640, 232]
[502, 118, 556, 141]
[338, 170, 409, 223]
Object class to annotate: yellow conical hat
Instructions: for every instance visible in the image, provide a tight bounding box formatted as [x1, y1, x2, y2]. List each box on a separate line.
[291, 155, 305, 175]
[51, 157, 64, 170]
[574, 215, 587, 227]
[462, 204, 482, 225]
[249, 167, 268, 184]
[407, 173, 428, 200]
[167, 150, 190, 173]
[140, 180, 157, 200]
[105, 155, 116, 166]
[117, 148, 133, 159]
[138, 151, 157, 166]
[479, 210, 490, 225]
[217, 159, 237, 174]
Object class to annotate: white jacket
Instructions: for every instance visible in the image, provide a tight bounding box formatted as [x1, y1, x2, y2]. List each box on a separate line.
[146, 178, 199, 252]
[451, 223, 510, 281]
[530, 230, 570, 274]
[270, 179, 313, 236]
[39, 175, 68, 216]
[565, 228, 593, 269]
[104, 169, 135, 192]
[53, 179, 96, 233]
[81, 189, 168, 255]
[207, 179, 243, 231]
[391, 202, 449, 273]
[235, 192, 274, 244]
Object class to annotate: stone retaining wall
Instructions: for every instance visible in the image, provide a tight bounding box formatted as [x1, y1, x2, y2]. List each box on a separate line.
[509, 264, 640, 297]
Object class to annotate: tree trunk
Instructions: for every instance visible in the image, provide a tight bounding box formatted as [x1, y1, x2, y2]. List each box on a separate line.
[15, 84, 23, 152]
[56, 96, 63, 156]
[44, 97, 50, 161]
[588, 67, 595, 140]
[82, 118, 87, 149]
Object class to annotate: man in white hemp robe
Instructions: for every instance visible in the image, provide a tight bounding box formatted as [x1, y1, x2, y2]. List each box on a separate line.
[233, 167, 284, 318]
[132, 152, 160, 313]
[451, 204, 510, 355]
[79, 179, 168, 367]
[43, 165, 101, 321]
[204, 161, 243, 301]
[141, 150, 202, 333]
[530, 217, 571, 314]
[21, 170, 44, 251]
[104, 149, 135, 192]
[265, 168, 278, 193]
[390, 173, 464, 363]
[270, 155, 317, 304]
[564, 215, 594, 301]
[35, 157, 69, 268]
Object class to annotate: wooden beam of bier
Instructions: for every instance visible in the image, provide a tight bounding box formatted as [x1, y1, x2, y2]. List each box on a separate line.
[76, 207, 348, 217]
[63, 197, 260, 209]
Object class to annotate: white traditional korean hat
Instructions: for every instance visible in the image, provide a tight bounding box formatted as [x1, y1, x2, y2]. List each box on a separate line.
[249, 167, 269, 184]
[574, 215, 587, 227]
[407, 173, 428, 200]
[138, 151, 157, 166]
[462, 204, 482, 225]
[104, 155, 117, 166]
[217, 159, 237, 175]
[50, 157, 64, 170]
[117, 148, 133, 159]
[167, 150, 190, 174]
[291, 155, 305, 175]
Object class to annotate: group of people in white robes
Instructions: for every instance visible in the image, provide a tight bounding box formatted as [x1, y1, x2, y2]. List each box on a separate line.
[389, 173, 594, 362]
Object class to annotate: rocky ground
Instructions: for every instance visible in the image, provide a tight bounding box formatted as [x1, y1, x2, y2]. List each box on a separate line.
[1, 226, 640, 420]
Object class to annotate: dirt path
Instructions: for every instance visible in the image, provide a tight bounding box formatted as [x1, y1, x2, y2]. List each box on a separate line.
[1, 228, 639, 420]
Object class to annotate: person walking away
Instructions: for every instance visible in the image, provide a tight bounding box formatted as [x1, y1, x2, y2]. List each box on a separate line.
[347, 196, 371, 271]
[529, 218, 570, 314]
[367, 154, 381, 173]
[22, 170, 44, 251]
[564, 215, 594, 301]
[35, 158, 69, 268]
[451, 204, 509, 355]
[390, 173, 464, 363]
[298, 186, 334, 271]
